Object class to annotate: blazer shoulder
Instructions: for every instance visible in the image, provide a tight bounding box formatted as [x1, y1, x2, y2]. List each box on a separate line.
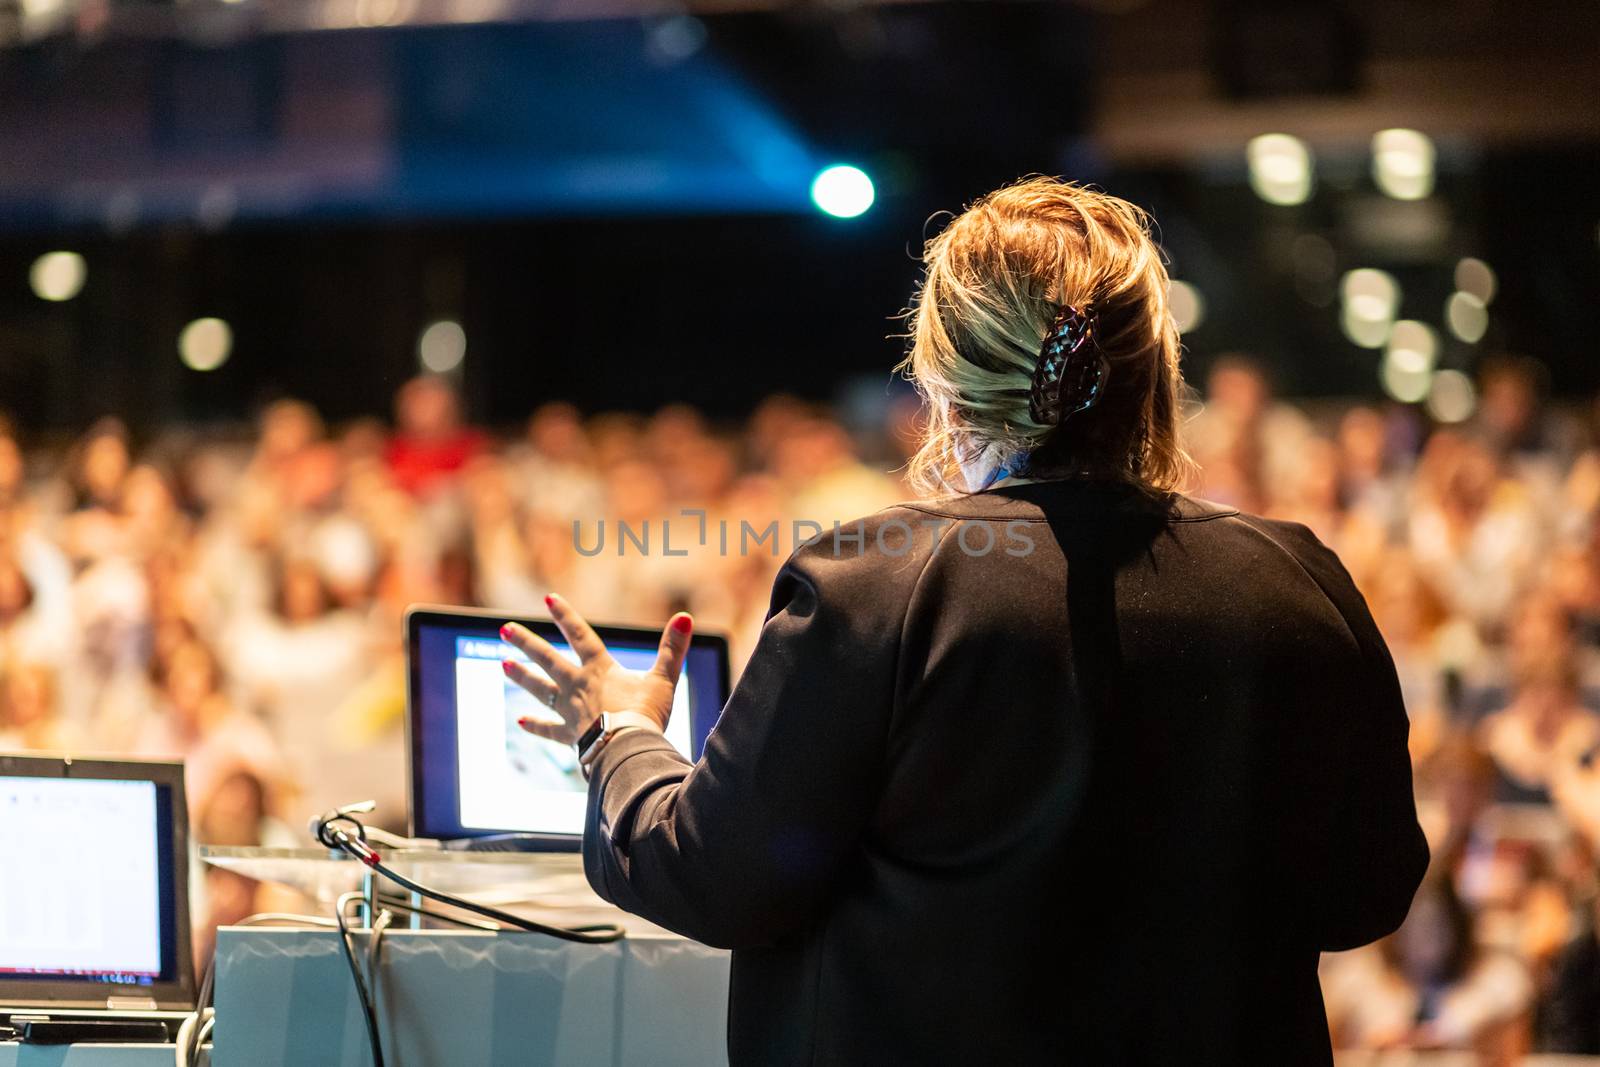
[765, 505, 958, 647]
[1226, 512, 1346, 572]
[1223, 512, 1378, 636]
[781, 504, 957, 583]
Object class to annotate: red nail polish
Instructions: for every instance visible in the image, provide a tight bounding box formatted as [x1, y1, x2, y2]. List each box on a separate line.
[501, 660, 514, 675]
[544, 595, 556, 610]
[671, 614, 692, 634]
[499, 624, 512, 640]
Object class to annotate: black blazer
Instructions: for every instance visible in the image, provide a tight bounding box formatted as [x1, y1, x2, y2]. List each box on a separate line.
[583, 481, 1428, 1066]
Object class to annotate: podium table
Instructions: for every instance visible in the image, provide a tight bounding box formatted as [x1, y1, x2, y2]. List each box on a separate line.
[200, 846, 730, 1064]
[212, 928, 730, 1066]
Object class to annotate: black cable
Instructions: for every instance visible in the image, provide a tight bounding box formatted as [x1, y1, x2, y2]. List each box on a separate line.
[194, 956, 215, 1020]
[335, 892, 385, 1067]
[358, 860, 624, 942]
[178, 951, 217, 1066]
[313, 807, 624, 943]
[371, 894, 501, 932]
[365, 909, 393, 1010]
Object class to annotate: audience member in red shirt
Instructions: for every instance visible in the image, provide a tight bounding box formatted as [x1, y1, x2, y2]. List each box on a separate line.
[384, 375, 486, 496]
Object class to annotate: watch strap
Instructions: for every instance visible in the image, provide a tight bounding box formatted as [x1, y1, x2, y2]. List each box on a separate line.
[576, 713, 613, 775]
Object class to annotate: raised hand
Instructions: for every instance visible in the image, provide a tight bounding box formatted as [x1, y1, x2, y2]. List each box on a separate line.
[499, 593, 692, 745]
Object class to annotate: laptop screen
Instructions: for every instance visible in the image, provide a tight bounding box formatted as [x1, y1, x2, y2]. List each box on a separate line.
[407, 607, 731, 846]
[0, 756, 192, 1010]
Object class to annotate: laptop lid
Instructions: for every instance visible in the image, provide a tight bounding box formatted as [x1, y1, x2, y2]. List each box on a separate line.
[405, 605, 731, 849]
[0, 754, 195, 1012]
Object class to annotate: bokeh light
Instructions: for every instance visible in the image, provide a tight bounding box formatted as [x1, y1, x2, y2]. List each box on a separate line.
[1339, 268, 1400, 348]
[29, 251, 86, 302]
[1341, 313, 1391, 349]
[1341, 268, 1400, 323]
[1372, 128, 1435, 201]
[1380, 359, 1432, 404]
[1246, 134, 1313, 206]
[1425, 369, 1477, 423]
[418, 319, 468, 373]
[179, 318, 233, 372]
[1445, 291, 1489, 344]
[1454, 257, 1497, 304]
[1167, 280, 1206, 333]
[646, 14, 708, 63]
[1380, 320, 1437, 403]
[1386, 320, 1438, 375]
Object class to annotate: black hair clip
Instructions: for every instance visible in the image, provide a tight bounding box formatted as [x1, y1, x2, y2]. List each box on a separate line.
[1028, 303, 1107, 427]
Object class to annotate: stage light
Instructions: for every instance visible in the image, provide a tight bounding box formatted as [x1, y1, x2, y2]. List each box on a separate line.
[1246, 134, 1313, 206]
[1454, 257, 1497, 304]
[1426, 369, 1476, 423]
[29, 251, 86, 302]
[1167, 280, 1205, 332]
[418, 319, 467, 373]
[179, 318, 233, 371]
[1371, 128, 1435, 201]
[1445, 291, 1488, 344]
[811, 165, 875, 219]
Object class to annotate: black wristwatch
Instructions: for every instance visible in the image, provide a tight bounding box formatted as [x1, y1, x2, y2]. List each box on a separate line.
[576, 713, 624, 780]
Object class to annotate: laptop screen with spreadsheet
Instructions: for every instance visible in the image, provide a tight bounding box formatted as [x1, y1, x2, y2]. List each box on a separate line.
[0, 755, 194, 1012]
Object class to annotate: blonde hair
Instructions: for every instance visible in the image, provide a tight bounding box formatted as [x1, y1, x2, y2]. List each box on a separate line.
[898, 176, 1196, 495]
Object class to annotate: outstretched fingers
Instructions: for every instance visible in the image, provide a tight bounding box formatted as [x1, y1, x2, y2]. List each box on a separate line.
[545, 593, 609, 664]
[515, 713, 571, 743]
[500, 622, 577, 686]
[652, 612, 693, 686]
[499, 652, 572, 741]
[501, 656, 559, 708]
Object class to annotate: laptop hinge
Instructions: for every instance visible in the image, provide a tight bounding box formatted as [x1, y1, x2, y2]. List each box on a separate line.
[105, 996, 159, 1011]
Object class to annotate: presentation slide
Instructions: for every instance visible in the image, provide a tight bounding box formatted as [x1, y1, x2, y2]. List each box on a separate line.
[454, 638, 692, 834]
[0, 777, 163, 981]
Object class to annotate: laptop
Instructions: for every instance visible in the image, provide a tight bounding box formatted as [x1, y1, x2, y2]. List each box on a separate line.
[405, 606, 731, 851]
[0, 754, 195, 1038]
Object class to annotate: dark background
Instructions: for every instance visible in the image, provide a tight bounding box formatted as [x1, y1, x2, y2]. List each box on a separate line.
[0, 0, 1596, 431]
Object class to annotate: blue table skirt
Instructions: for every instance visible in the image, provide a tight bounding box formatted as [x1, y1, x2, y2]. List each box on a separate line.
[213, 928, 731, 1066]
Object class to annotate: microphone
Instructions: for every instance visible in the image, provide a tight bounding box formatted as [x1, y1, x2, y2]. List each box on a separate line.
[311, 800, 378, 851]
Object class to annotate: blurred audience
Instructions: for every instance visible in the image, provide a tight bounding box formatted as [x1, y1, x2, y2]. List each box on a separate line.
[2, 358, 1600, 1060]
[1323, 863, 1533, 1064]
